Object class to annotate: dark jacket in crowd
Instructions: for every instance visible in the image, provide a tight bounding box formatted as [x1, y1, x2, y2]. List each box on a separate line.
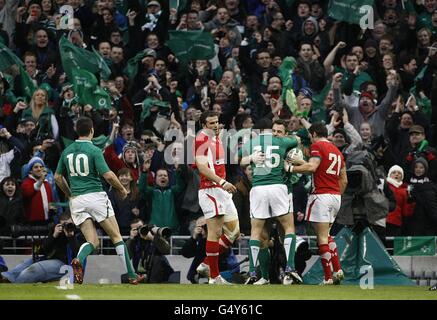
[0, 188, 25, 236]
[403, 179, 437, 236]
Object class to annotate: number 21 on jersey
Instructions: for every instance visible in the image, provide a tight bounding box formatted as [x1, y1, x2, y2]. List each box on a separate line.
[66, 153, 89, 176]
[326, 153, 341, 175]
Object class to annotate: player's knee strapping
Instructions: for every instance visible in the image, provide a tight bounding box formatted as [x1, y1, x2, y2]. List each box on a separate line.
[222, 222, 240, 243]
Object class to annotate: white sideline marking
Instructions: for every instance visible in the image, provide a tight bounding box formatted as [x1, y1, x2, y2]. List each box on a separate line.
[65, 294, 81, 300]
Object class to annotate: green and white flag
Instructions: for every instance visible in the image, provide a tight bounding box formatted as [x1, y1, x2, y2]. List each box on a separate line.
[0, 42, 37, 101]
[71, 68, 112, 110]
[394, 237, 436, 256]
[59, 36, 111, 81]
[166, 30, 215, 65]
[328, 0, 374, 25]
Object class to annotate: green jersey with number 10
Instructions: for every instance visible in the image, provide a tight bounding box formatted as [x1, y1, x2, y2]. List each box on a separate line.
[56, 140, 111, 196]
[240, 133, 298, 187]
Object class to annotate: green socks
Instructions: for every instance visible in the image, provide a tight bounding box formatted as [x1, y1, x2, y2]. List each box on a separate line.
[258, 247, 270, 280]
[114, 241, 136, 278]
[248, 239, 261, 274]
[284, 233, 296, 269]
[77, 242, 94, 265]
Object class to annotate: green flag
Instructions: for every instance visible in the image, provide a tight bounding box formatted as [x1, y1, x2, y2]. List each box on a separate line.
[123, 49, 149, 80]
[279, 57, 298, 114]
[62, 134, 113, 150]
[140, 97, 169, 122]
[328, 0, 374, 25]
[310, 81, 332, 124]
[166, 30, 215, 64]
[394, 237, 436, 256]
[59, 36, 111, 81]
[71, 68, 112, 110]
[304, 227, 414, 285]
[170, 0, 188, 12]
[0, 42, 37, 101]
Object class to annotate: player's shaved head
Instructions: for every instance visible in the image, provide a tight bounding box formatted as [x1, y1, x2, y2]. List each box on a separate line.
[76, 117, 94, 137]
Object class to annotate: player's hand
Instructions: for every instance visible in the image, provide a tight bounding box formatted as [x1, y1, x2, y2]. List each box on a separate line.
[53, 224, 63, 238]
[118, 188, 128, 200]
[221, 181, 237, 193]
[288, 155, 305, 166]
[250, 150, 265, 166]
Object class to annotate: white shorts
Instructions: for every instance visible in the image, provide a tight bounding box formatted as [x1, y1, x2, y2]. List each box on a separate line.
[250, 184, 290, 219]
[69, 191, 115, 226]
[198, 188, 238, 221]
[305, 194, 341, 223]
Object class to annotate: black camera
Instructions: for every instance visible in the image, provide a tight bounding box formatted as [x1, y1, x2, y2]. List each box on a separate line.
[62, 222, 76, 233]
[139, 224, 171, 238]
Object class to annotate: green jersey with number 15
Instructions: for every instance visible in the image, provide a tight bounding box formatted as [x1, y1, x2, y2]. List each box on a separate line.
[240, 133, 298, 187]
[56, 140, 111, 196]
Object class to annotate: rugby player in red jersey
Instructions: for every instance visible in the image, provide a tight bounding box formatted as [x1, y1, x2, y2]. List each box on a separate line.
[194, 111, 240, 284]
[286, 122, 348, 284]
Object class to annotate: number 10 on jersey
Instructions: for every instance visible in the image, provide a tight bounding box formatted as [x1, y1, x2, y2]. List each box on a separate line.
[66, 153, 90, 176]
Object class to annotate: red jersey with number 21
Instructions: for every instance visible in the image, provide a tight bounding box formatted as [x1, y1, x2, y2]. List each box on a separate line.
[310, 140, 344, 195]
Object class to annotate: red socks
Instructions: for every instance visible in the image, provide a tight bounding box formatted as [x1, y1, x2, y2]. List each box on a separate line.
[318, 244, 332, 281]
[328, 236, 341, 272]
[203, 235, 233, 267]
[206, 240, 220, 278]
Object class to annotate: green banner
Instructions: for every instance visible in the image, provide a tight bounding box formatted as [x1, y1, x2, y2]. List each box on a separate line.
[0, 42, 37, 101]
[393, 237, 436, 256]
[71, 68, 112, 110]
[303, 227, 414, 285]
[166, 30, 215, 64]
[59, 36, 111, 82]
[328, 0, 374, 25]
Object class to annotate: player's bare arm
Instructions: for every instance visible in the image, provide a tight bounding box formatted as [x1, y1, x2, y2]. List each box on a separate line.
[196, 155, 236, 193]
[288, 157, 321, 174]
[239, 150, 265, 166]
[103, 171, 128, 199]
[54, 173, 72, 199]
[339, 167, 348, 194]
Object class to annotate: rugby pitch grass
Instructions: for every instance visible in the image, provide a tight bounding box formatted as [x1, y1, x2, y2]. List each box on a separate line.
[0, 284, 436, 300]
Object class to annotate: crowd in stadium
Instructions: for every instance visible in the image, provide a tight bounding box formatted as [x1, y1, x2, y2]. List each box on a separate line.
[0, 0, 437, 255]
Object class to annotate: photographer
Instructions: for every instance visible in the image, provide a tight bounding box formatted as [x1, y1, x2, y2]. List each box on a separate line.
[125, 218, 174, 283]
[0, 211, 83, 283]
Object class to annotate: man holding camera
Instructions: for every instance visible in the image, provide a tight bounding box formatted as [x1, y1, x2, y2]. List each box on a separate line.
[0, 212, 83, 283]
[125, 218, 173, 283]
